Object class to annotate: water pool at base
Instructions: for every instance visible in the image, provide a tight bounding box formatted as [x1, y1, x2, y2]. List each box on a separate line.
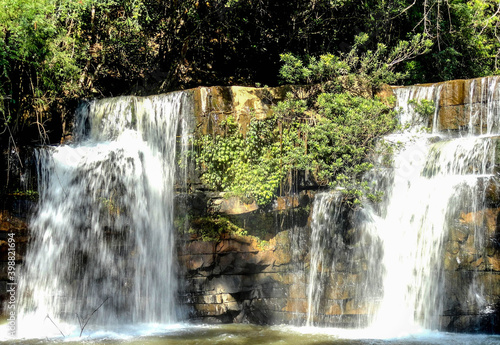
[1, 324, 500, 345]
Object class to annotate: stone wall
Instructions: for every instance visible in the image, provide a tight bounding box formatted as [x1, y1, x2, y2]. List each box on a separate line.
[441, 206, 500, 333]
[176, 186, 375, 327]
[177, 186, 500, 332]
[178, 231, 298, 324]
[0, 205, 31, 310]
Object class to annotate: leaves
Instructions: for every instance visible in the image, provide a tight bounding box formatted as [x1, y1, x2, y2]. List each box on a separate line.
[1, 0, 499, 152]
[195, 88, 398, 207]
[195, 115, 284, 206]
[279, 32, 432, 90]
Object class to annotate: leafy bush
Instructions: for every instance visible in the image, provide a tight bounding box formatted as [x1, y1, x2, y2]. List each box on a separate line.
[409, 99, 436, 119]
[188, 216, 247, 242]
[279, 33, 432, 90]
[195, 90, 398, 206]
[195, 115, 285, 206]
[279, 92, 398, 205]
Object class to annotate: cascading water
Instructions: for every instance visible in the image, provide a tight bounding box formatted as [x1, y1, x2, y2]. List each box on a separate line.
[16, 92, 192, 337]
[366, 136, 495, 335]
[365, 80, 500, 335]
[306, 77, 500, 336]
[305, 193, 343, 326]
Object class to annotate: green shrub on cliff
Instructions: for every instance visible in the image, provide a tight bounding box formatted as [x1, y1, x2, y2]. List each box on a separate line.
[195, 115, 285, 206]
[195, 92, 397, 206]
[188, 216, 247, 242]
[277, 92, 397, 205]
[195, 40, 403, 206]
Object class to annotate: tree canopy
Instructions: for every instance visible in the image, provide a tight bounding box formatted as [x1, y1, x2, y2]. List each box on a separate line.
[1, 1, 499, 114]
[0, 0, 499, 193]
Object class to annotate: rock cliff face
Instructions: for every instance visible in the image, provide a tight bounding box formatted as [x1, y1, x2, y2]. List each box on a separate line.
[0, 204, 31, 308]
[442, 206, 500, 333]
[178, 231, 298, 324]
[401, 77, 500, 133]
[2, 80, 500, 333]
[175, 80, 500, 332]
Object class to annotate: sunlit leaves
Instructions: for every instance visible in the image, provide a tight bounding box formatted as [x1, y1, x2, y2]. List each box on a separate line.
[195, 115, 284, 206]
[195, 89, 397, 207]
[280, 32, 432, 89]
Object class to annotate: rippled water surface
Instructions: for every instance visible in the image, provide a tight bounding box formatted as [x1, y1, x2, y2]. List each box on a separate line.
[2, 324, 500, 345]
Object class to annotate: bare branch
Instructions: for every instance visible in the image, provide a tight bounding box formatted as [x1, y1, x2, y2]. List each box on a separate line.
[79, 297, 110, 337]
[445, 0, 453, 33]
[479, 2, 500, 36]
[390, 0, 417, 20]
[45, 314, 65, 338]
[76, 313, 83, 330]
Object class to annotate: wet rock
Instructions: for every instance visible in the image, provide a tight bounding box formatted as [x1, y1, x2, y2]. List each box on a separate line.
[431, 78, 500, 132]
[216, 197, 259, 215]
[440, 79, 466, 107]
[438, 105, 468, 130]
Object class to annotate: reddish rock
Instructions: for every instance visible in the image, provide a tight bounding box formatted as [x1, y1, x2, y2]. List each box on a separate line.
[487, 256, 500, 271]
[345, 299, 371, 315]
[0, 211, 28, 232]
[326, 303, 344, 315]
[179, 254, 214, 271]
[283, 299, 307, 314]
[185, 240, 216, 254]
[217, 239, 253, 254]
[274, 196, 299, 211]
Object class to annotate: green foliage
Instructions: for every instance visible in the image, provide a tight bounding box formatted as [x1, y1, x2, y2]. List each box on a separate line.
[195, 115, 284, 206]
[195, 90, 397, 206]
[196, 36, 403, 206]
[302, 93, 397, 185]
[1, 0, 499, 170]
[188, 216, 247, 242]
[10, 189, 39, 201]
[282, 92, 397, 205]
[0, 0, 152, 144]
[279, 33, 432, 90]
[0, 0, 89, 97]
[256, 239, 270, 250]
[396, 0, 500, 82]
[409, 99, 436, 118]
[1, 0, 498, 142]
[2, 0, 500, 196]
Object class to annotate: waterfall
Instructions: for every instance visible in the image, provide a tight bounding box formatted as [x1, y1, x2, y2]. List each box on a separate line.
[392, 84, 441, 130]
[305, 193, 343, 326]
[17, 92, 193, 336]
[368, 80, 499, 334]
[365, 137, 493, 334]
[468, 77, 500, 135]
[306, 78, 500, 335]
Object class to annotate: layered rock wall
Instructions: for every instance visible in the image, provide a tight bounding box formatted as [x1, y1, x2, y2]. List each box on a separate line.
[409, 77, 500, 132]
[177, 80, 500, 332]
